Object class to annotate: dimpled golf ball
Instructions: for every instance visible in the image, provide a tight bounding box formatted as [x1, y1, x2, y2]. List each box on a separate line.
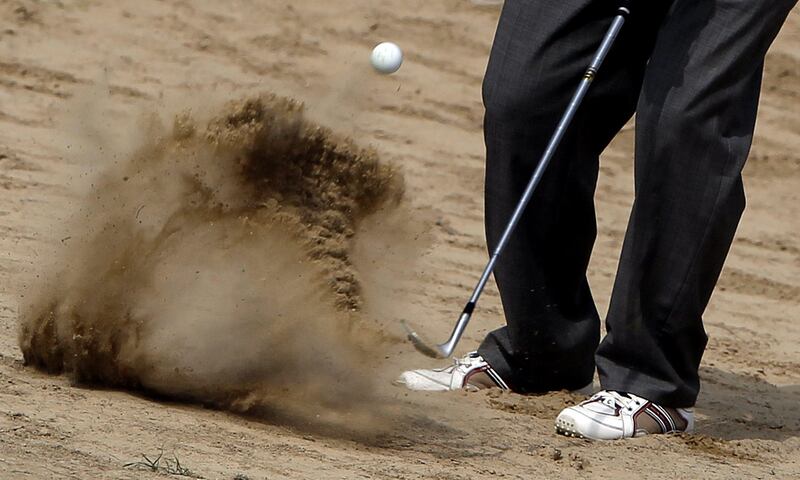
[370, 42, 403, 74]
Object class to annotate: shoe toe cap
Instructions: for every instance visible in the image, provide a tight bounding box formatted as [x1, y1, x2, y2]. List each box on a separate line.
[555, 409, 584, 438]
[555, 406, 625, 441]
[394, 370, 449, 391]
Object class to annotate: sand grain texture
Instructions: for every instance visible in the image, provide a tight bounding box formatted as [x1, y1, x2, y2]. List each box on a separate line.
[0, 1, 798, 479]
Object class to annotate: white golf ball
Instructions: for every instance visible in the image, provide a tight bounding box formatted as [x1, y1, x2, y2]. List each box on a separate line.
[370, 42, 403, 74]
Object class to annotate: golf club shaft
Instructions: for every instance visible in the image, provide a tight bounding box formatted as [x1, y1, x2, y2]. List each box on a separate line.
[433, 8, 630, 358]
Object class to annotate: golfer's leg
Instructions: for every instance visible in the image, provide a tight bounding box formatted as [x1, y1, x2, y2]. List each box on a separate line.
[597, 0, 797, 408]
[478, 0, 662, 392]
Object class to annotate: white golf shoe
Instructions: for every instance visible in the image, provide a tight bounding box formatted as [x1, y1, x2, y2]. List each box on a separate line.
[555, 390, 694, 440]
[395, 352, 510, 392]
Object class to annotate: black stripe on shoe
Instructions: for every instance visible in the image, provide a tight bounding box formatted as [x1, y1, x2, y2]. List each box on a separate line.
[485, 367, 510, 390]
[644, 404, 669, 434]
[653, 403, 678, 432]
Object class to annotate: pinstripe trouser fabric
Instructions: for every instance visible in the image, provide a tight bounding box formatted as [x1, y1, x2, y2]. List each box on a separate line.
[476, 0, 796, 407]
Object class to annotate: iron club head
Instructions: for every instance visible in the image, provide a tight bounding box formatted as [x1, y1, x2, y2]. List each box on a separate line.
[400, 320, 449, 358]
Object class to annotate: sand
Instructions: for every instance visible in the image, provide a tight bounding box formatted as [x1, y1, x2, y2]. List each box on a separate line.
[17, 94, 407, 433]
[0, 1, 798, 479]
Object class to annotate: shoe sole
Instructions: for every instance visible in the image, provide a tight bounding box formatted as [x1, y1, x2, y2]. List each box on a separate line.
[554, 417, 586, 439]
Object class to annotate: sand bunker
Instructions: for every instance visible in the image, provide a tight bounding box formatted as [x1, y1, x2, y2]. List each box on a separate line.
[18, 93, 407, 422]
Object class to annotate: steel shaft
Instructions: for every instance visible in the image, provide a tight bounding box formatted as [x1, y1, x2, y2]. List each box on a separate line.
[404, 7, 631, 358]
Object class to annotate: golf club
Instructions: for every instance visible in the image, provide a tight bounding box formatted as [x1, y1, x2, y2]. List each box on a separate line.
[403, 5, 632, 358]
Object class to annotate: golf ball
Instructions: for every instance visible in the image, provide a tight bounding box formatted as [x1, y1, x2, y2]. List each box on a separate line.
[370, 42, 403, 74]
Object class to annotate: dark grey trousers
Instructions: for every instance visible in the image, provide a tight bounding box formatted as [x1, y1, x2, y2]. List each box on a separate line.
[477, 0, 796, 407]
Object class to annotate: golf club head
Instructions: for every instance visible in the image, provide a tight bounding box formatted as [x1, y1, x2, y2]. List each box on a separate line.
[400, 320, 449, 358]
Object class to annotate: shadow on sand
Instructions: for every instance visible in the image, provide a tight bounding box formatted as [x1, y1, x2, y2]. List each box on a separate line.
[696, 366, 799, 441]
